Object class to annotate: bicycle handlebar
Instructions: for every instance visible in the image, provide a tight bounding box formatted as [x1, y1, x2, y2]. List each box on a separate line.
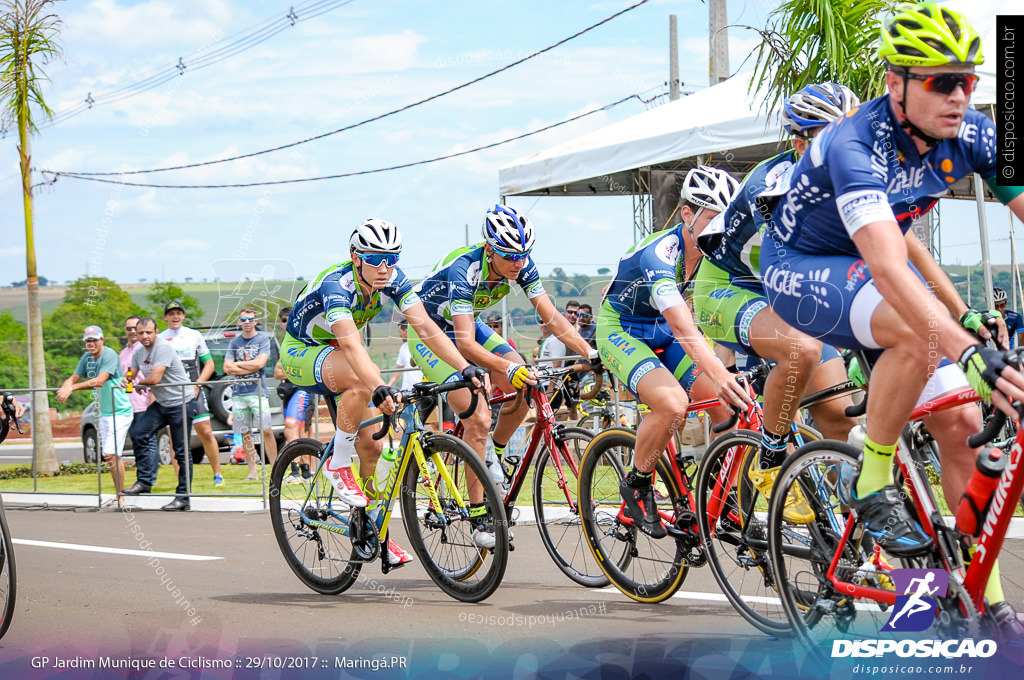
[0, 393, 22, 445]
[372, 379, 482, 441]
[711, 366, 766, 433]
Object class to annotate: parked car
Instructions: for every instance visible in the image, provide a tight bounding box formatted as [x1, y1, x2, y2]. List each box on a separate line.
[80, 400, 172, 465]
[80, 325, 286, 464]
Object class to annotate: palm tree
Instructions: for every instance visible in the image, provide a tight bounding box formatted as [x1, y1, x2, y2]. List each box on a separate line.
[748, 0, 898, 109]
[0, 0, 63, 475]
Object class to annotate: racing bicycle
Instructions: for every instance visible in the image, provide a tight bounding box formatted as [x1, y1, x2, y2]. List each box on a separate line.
[0, 393, 20, 640]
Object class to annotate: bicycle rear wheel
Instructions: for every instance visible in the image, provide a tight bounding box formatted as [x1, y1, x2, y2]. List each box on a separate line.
[769, 440, 897, 644]
[533, 426, 608, 587]
[697, 429, 790, 635]
[401, 433, 508, 602]
[578, 428, 688, 603]
[0, 499, 16, 640]
[269, 439, 363, 595]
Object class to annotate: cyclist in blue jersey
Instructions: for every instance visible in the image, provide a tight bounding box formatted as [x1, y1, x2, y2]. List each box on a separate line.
[694, 83, 861, 523]
[758, 2, 1024, 633]
[994, 287, 1024, 349]
[411, 206, 599, 548]
[280, 219, 487, 567]
[600, 166, 752, 538]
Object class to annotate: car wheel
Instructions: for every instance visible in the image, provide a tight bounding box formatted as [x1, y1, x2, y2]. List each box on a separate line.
[157, 429, 173, 466]
[208, 382, 233, 423]
[82, 426, 98, 464]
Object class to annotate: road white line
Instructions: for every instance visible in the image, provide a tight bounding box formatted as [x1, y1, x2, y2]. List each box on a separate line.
[12, 538, 223, 561]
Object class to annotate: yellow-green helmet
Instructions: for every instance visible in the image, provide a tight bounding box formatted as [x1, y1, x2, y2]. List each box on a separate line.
[878, 2, 984, 68]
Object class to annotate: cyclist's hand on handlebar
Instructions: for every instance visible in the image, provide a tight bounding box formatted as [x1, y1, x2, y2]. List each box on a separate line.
[959, 344, 1024, 418]
[586, 349, 603, 371]
[506, 362, 537, 389]
[371, 384, 403, 415]
[960, 308, 1007, 348]
[713, 367, 753, 410]
[461, 365, 490, 393]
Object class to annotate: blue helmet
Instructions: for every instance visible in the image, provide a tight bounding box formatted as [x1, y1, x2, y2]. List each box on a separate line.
[482, 205, 535, 254]
[782, 82, 860, 136]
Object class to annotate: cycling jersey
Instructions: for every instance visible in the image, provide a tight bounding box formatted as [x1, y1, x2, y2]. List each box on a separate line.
[1005, 309, 1023, 349]
[699, 150, 798, 288]
[286, 260, 419, 346]
[762, 95, 998, 257]
[413, 243, 545, 331]
[603, 223, 688, 324]
[159, 327, 212, 381]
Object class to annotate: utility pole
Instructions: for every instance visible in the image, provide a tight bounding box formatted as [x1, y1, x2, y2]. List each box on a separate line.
[669, 15, 680, 101]
[709, 0, 729, 85]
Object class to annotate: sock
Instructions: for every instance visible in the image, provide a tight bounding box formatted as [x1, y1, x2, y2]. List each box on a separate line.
[625, 468, 653, 488]
[493, 442, 507, 461]
[329, 430, 357, 468]
[759, 431, 788, 469]
[854, 435, 896, 498]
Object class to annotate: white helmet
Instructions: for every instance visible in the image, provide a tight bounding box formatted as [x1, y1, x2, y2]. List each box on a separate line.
[349, 218, 402, 253]
[682, 165, 739, 213]
[482, 205, 535, 254]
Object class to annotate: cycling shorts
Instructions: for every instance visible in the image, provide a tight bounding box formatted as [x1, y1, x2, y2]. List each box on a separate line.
[280, 333, 342, 397]
[693, 260, 769, 355]
[596, 301, 701, 398]
[408, 318, 515, 385]
[284, 389, 313, 429]
[189, 388, 211, 423]
[760, 235, 929, 351]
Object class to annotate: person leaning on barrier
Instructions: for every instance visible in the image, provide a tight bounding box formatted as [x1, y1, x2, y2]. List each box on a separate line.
[57, 325, 133, 507]
[121, 317, 195, 511]
[223, 307, 278, 481]
[118, 315, 152, 458]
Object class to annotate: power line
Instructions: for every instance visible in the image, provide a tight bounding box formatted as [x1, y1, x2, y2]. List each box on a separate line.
[49, 0, 652, 178]
[49, 95, 642, 189]
[39, 0, 356, 129]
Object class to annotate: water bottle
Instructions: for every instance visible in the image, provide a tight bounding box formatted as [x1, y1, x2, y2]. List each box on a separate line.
[373, 448, 398, 496]
[846, 423, 867, 452]
[956, 448, 1006, 536]
[484, 438, 505, 487]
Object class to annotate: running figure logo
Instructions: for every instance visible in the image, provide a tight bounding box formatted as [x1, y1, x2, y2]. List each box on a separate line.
[881, 569, 949, 632]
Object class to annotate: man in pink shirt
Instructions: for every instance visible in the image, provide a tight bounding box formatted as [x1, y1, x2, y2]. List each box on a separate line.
[119, 316, 151, 451]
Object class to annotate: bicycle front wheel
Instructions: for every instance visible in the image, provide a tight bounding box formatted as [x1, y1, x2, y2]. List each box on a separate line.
[533, 426, 608, 587]
[769, 440, 897, 644]
[401, 433, 509, 603]
[696, 429, 789, 634]
[578, 428, 688, 603]
[269, 439, 362, 595]
[0, 499, 16, 640]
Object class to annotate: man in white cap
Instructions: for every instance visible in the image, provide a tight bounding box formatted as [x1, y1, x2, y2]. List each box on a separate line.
[57, 325, 133, 505]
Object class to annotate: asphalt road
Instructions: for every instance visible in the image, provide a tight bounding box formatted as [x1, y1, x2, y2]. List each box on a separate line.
[0, 508, 1022, 679]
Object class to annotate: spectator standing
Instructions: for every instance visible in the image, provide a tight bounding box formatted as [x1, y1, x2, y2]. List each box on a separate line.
[224, 307, 278, 481]
[993, 287, 1024, 349]
[387, 319, 424, 390]
[159, 301, 224, 486]
[577, 303, 596, 348]
[538, 300, 580, 369]
[484, 312, 517, 351]
[122, 317, 195, 511]
[118, 315, 151, 453]
[532, 322, 551, 361]
[57, 325, 132, 505]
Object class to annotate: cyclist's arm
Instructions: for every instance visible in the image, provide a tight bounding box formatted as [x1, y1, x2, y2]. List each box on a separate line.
[331, 317, 386, 390]
[904, 230, 1007, 346]
[534, 293, 592, 361]
[401, 302, 475, 374]
[662, 302, 749, 407]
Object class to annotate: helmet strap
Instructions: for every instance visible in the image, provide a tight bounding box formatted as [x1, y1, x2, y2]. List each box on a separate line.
[897, 71, 941, 149]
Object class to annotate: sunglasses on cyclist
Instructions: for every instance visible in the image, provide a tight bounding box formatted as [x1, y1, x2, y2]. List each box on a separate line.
[901, 71, 979, 96]
[492, 248, 531, 263]
[356, 252, 399, 267]
[239, 316, 256, 322]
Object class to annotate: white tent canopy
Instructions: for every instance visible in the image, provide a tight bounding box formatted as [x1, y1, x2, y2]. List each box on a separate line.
[499, 0, 1005, 199]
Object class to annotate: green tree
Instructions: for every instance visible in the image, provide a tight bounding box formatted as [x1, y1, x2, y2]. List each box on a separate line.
[570, 273, 590, 297]
[0, 310, 28, 390]
[145, 280, 204, 324]
[41, 277, 145, 411]
[597, 267, 611, 276]
[749, 0, 898, 111]
[0, 0, 64, 474]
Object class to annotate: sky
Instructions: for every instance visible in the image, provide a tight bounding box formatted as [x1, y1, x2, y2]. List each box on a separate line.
[0, 0, 1015, 289]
